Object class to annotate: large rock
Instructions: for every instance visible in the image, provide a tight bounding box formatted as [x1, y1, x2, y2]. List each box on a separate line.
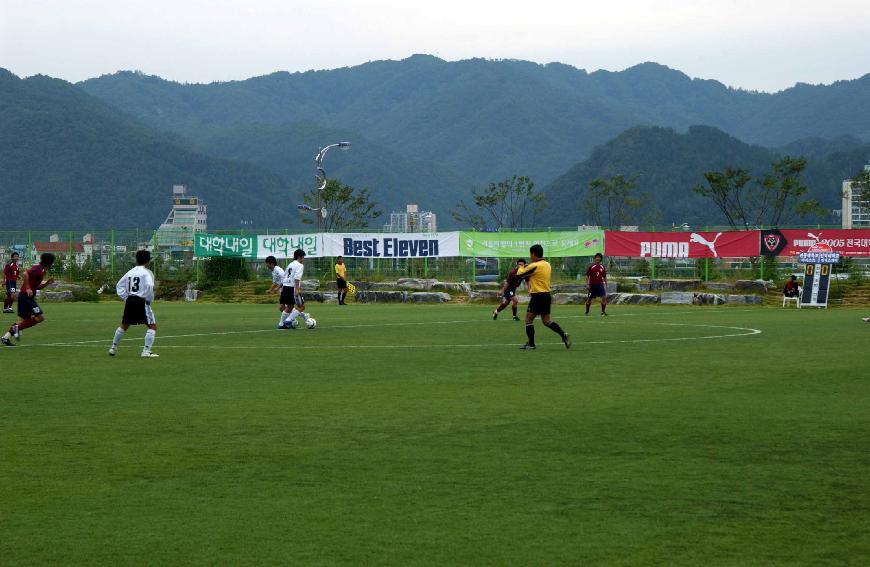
[608, 293, 659, 305]
[301, 279, 320, 291]
[38, 290, 74, 302]
[44, 281, 88, 292]
[354, 291, 408, 303]
[431, 282, 472, 294]
[304, 291, 338, 303]
[694, 293, 727, 305]
[396, 278, 437, 290]
[650, 279, 701, 291]
[703, 282, 733, 291]
[553, 284, 585, 293]
[408, 292, 452, 303]
[553, 293, 585, 304]
[473, 282, 502, 290]
[468, 290, 503, 302]
[727, 294, 763, 305]
[735, 280, 770, 293]
[661, 291, 695, 305]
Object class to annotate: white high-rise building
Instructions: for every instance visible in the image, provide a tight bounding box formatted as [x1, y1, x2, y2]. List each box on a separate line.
[384, 204, 438, 233]
[841, 163, 870, 229]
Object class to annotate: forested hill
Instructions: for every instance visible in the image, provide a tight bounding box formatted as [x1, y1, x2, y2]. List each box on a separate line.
[0, 70, 301, 229]
[541, 125, 870, 228]
[79, 56, 870, 186]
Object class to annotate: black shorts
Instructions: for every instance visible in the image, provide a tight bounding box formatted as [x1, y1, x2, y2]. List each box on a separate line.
[502, 288, 516, 301]
[336, 277, 347, 289]
[122, 296, 156, 326]
[280, 286, 304, 306]
[527, 292, 552, 316]
[17, 292, 42, 319]
[588, 284, 607, 299]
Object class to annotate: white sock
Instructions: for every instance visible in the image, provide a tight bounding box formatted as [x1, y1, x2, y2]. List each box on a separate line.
[112, 327, 125, 347]
[301, 311, 311, 321]
[2, 331, 10, 339]
[144, 329, 156, 352]
[279, 312, 289, 326]
[289, 308, 301, 322]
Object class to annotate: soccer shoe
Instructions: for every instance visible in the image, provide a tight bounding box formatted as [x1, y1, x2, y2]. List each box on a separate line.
[492, 310, 498, 320]
[562, 333, 572, 349]
[600, 312, 608, 317]
[863, 317, 870, 322]
[519, 343, 536, 350]
[141, 351, 159, 358]
[3, 308, 12, 313]
[108, 347, 116, 356]
[513, 316, 520, 321]
[1, 336, 14, 347]
[11, 324, 19, 341]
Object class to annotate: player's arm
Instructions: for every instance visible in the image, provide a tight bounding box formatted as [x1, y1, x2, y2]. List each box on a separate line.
[144, 272, 155, 303]
[37, 275, 55, 290]
[516, 263, 537, 280]
[116, 275, 129, 301]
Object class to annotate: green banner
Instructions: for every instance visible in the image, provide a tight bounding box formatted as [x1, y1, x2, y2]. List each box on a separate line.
[194, 233, 258, 258]
[459, 231, 604, 257]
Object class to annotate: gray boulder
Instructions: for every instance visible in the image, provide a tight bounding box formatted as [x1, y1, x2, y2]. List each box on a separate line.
[432, 282, 472, 294]
[608, 293, 659, 305]
[727, 294, 763, 305]
[301, 279, 320, 291]
[468, 290, 503, 302]
[474, 282, 502, 290]
[694, 293, 727, 305]
[735, 280, 770, 293]
[409, 292, 452, 303]
[661, 291, 695, 305]
[553, 293, 585, 304]
[650, 279, 701, 291]
[38, 290, 74, 302]
[354, 291, 407, 303]
[703, 282, 733, 291]
[44, 281, 88, 292]
[396, 278, 437, 290]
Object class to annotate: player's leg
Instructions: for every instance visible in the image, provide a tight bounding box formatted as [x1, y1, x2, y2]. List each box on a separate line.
[542, 313, 570, 349]
[600, 288, 608, 315]
[109, 321, 130, 356]
[141, 302, 158, 357]
[493, 297, 508, 319]
[585, 291, 592, 315]
[521, 297, 538, 349]
[511, 296, 519, 319]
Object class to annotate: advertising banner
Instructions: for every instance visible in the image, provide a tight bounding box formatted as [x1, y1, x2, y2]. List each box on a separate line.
[459, 231, 603, 257]
[194, 233, 321, 258]
[760, 229, 870, 257]
[605, 230, 760, 258]
[194, 233, 257, 258]
[322, 232, 460, 258]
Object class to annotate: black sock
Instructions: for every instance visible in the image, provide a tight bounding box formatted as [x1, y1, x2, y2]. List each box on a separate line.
[512, 305, 517, 316]
[585, 303, 590, 314]
[525, 323, 535, 346]
[546, 321, 566, 339]
[601, 304, 606, 313]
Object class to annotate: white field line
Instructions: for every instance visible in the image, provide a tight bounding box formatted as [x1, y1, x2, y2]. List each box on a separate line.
[20, 321, 761, 350]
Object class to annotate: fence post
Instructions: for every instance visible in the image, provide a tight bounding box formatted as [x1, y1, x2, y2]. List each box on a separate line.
[705, 257, 709, 282]
[27, 231, 32, 263]
[110, 230, 115, 277]
[651, 257, 656, 280]
[760, 255, 764, 280]
[68, 230, 73, 278]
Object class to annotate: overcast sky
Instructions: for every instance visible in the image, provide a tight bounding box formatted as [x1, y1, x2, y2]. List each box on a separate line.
[1, 0, 868, 92]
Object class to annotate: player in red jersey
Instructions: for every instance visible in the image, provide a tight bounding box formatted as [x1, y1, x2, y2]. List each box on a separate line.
[3, 252, 20, 313]
[1, 253, 55, 346]
[493, 259, 526, 320]
[585, 252, 608, 316]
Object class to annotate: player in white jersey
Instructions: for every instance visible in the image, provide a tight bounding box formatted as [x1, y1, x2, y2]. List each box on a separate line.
[264, 256, 288, 326]
[109, 250, 159, 357]
[277, 249, 311, 329]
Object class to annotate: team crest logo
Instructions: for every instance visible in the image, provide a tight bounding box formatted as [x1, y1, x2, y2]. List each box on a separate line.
[764, 233, 781, 252]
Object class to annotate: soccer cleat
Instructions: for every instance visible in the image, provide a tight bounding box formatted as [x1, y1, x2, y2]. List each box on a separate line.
[11, 324, 19, 341]
[513, 316, 520, 321]
[1, 336, 15, 347]
[863, 317, 870, 322]
[141, 351, 159, 358]
[3, 308, 12, 313]
[562, 333, 572, 349]
[108, 347, 116, 356]
[519, 343, 536, 350]
[600, 312, 608, 317]
[492, 310, 498, 320]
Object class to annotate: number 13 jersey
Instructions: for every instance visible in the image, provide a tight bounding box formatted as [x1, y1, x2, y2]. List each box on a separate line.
[116, 266, 155, 303]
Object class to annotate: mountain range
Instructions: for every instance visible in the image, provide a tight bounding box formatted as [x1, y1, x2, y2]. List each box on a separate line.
[2, 56, 870, 230]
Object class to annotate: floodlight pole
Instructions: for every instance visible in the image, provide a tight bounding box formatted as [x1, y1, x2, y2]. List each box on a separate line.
[313, 142, 351, 233]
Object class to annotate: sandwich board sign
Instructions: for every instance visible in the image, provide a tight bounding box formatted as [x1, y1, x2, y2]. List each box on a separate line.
[798, 243, 840, 308]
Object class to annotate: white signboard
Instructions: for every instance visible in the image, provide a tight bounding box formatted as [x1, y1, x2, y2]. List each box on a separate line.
[322, 232, 460, 258]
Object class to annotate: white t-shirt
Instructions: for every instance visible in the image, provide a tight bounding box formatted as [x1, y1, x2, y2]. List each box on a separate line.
[117, 265, 155, 302]
[283, 260, 304, 287]
[271, 265, 285, 286]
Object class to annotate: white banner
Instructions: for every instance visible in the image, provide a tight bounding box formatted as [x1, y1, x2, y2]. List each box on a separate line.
[257, 233, 321, 258]
[322, 232, 460, 258]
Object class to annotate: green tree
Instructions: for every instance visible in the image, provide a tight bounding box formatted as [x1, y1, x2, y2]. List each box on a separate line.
[452, 175, 544, 230]
[692, 157, 821, 229]
[848, 166, 870, 215]
[583, 174, 655, 228]
[301, 179, 382, 231]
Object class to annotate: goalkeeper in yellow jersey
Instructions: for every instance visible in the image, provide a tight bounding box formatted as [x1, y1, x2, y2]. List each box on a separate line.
[515, 244, 571, 350]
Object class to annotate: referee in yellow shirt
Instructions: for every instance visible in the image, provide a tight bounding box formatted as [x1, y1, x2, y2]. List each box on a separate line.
[334, 256, 348, 305]
[515, 244, 571, 350]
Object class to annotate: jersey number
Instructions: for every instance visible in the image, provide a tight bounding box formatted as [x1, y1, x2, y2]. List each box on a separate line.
[129, 277, 140, 292]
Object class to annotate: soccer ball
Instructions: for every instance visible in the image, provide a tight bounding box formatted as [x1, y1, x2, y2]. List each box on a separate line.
[305, 317, 317, 329]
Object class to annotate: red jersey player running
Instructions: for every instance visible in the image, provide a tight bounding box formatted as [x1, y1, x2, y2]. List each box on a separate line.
[1, 253, 55, 346]
[3, 252, 20, 313]
[493, 259, 526, 320]
[585, 252, 608, 316]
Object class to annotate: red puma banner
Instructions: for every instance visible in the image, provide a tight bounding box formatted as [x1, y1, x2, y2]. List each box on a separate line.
[605, 230, 760, 258]
[760, 229, 870, 257]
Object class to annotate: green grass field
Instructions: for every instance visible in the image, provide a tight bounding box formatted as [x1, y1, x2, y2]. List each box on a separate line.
[2, 301, 869, 565]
